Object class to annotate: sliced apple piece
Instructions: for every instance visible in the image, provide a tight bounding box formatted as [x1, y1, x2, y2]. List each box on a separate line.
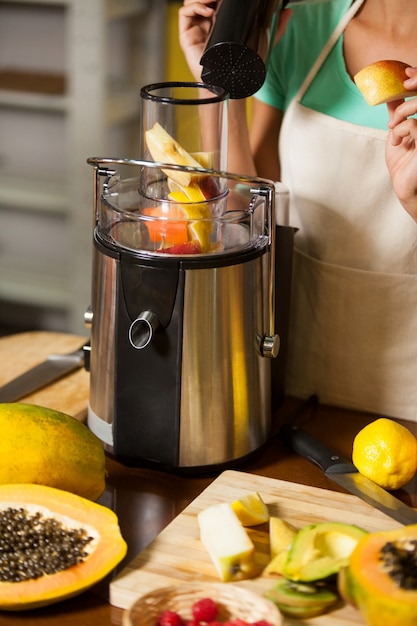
[161, 241, 202, 255]
[145, 122, 203, 188]
[199, 175, 222, 200]
[197, 502, 259, 582]
[145, 123, 222, 199]
[354, 60, 417, 106]
[191, 151, 215, 169]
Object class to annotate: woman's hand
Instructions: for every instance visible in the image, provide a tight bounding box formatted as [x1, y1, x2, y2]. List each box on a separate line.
[178, 1, 216, 81]
[178, 2, 292, 84]
[386, 67, 417, 222]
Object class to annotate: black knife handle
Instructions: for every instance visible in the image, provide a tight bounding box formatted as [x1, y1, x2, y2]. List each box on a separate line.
[280, 423, 354, 473]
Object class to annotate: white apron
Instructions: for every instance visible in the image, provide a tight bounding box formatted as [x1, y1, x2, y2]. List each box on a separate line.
[281, 0, 417, 420]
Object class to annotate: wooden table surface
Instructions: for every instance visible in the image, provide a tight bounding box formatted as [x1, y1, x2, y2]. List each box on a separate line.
[0, 331, 416, 626]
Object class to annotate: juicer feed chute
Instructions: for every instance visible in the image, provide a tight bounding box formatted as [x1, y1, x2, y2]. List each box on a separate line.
[85, 158, 289, 469]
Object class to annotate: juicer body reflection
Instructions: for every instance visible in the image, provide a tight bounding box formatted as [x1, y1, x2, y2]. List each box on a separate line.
[87, 159, 286, 470]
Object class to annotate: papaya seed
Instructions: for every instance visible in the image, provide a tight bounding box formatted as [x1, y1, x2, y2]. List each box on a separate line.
[0, 507, 93, 582]
[380, 539, 417, 590]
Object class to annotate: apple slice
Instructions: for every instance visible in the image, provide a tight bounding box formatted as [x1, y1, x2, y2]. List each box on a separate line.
[145, 123, 222, 200]
[160, 241, 202, 255]
[197, 502, 259, 582]
[192, 151, 223, 198]
[145, 122, 203, 188]
[191, 151, 215, 169]
[354, 60, 417, 106]
[198, 175, 222, 200]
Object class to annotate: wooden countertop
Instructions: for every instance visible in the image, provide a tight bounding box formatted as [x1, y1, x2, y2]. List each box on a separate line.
[0, 331, 416, 626]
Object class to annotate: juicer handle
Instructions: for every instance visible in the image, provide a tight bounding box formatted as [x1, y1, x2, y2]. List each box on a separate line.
[252, 183, 280, 359]
[262, 335, 280, 358]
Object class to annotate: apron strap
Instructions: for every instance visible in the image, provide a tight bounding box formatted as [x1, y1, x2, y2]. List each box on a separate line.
[295, 0, 366, 101]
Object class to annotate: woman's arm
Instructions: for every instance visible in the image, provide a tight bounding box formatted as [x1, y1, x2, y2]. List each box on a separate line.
[250, 99, 283, 181]
[179, 1, 287, 181]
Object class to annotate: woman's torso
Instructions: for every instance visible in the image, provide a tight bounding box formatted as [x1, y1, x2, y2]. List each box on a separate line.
[277, 0, 417, 420]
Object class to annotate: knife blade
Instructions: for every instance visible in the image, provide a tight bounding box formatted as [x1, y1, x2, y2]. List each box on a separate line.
[0, 347, 86, 403]
[280, 422, 417, 525]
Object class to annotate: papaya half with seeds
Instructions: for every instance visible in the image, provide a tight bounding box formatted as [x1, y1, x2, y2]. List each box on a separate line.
[0, 403, 105, 500]
[0, 483, 127, 610]
[338, 524, 417, 626]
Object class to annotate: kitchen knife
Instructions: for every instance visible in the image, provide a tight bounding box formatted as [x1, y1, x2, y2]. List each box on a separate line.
[280, 422, 417, 525]
[0, 347, 86, 403]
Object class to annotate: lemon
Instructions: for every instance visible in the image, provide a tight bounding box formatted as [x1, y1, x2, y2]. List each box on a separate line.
[188, 220, 212, 252]
[352, 418, 417, 490]
[168, 189, 212, 252]
[231, 492, 270, 526]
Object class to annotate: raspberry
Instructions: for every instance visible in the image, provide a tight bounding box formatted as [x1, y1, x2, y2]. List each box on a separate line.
[192, 598, 218, 622]
[251, 622, 272, 626]
[157, 610, 185, 626]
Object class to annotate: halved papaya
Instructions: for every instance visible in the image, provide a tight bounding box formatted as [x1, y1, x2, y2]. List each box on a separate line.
[0, 483, 127, 610]
[339, 524, 417, 626]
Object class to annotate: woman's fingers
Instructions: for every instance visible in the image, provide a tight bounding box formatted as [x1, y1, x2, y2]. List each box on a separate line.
[178, 1, 217, 79]
[387, 97, 417, 127]
[389, 117, 417, 146]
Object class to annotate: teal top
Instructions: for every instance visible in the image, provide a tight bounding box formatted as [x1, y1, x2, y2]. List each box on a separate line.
[255, 0, 390, 130]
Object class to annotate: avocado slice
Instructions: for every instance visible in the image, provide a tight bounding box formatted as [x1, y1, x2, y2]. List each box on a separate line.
[283, 522, 368, 582]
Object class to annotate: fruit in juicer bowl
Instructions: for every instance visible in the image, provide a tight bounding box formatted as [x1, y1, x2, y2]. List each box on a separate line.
[145, 122, 221, 199]
[142, 205, 190, 248]
[161, 241, 202, 255]
[143, 190, 213, 253]
[354, 60, 417, 105]
[145, 122, 202, 187]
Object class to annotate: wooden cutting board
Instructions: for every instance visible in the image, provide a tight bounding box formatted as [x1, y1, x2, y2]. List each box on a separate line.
[111, 469, 403, 625]
[0, 331, 89, 421]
